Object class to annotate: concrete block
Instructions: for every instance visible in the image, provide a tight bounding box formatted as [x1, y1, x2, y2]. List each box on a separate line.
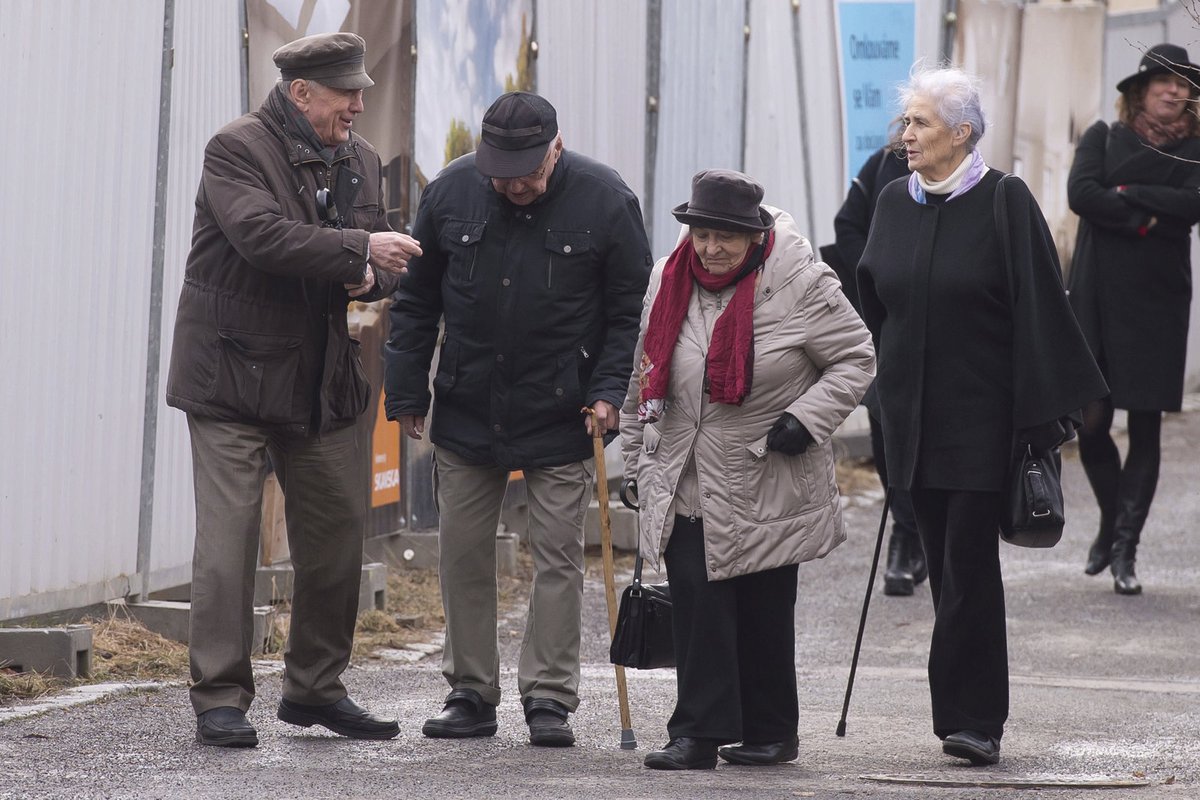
[117, 600, 275, 655]
[496, 532, 518, 576]
[0, 625, 93, 678]
[359, 562, 387, 613]
[583, 501, 639, 551]
[254, 565, 295, 606]
[364, 530, 440, 571]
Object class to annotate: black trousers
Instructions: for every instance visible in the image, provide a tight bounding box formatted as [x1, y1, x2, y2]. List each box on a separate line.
[663, 515, 799, 744]
[909, 489, 1008, 741]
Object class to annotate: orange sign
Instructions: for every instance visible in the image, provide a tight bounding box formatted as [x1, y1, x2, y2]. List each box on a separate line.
[371, 388, 402, 507]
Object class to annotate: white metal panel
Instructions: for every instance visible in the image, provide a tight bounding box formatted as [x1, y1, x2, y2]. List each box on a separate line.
[651, 0, 746, 258]
[149, 0, 246, 585]
[0, 0, 165, 616]
[744, 1, 808, 234]
[537, 0, 648, 201]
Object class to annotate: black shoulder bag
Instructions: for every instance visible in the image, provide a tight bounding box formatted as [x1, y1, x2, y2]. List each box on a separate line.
[994, 175, 1066, 548]
[609, 552, 674, 669]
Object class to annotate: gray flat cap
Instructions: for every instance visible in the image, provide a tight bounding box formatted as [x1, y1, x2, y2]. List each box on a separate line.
[273, 32, 374, 90]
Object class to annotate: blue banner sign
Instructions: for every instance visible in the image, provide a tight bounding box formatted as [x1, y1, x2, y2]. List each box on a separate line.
[836, 0, 915, 187]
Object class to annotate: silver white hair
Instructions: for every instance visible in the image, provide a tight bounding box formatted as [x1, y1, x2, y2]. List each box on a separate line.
[898, 62, 987, 151]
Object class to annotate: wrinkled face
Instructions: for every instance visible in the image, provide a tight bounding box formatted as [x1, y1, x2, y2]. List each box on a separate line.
[491, 138, 562, 206]
[293, 80, 364, 146]
[1142, 73, 1193, 125]
[690, 228, 758, 275]
[901, 95, 970, 182]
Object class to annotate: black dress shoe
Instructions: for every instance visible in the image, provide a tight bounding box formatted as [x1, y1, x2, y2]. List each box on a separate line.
[643, 737, 718, 770]
[422, 688, 498, 738]
[718, 734, 799, 765]
[196, 706, 258, 748]
[523, 697, 575, 747]
[277, 696, 399, 740]
[942, 730, 1000, 765]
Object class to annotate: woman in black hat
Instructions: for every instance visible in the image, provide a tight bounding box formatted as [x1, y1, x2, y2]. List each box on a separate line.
[619, 170, 875, 769]
[1068, 43, 1200, 595]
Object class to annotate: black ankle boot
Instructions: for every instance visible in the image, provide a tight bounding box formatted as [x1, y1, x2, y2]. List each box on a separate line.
[883, 532, 914, 596]
[909, 534, 928, 586]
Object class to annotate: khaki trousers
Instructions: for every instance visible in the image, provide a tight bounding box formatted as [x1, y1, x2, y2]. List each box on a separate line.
[432, 447, 592, 711]
[186, 415, 366, 714]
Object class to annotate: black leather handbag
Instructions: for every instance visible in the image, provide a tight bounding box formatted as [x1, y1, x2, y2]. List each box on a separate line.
[1000, 444, 1065, 548]
[609, 553, 674, 670]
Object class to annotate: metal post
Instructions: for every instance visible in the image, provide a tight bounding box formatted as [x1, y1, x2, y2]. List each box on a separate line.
[644, 0, 662, 249]
[133, 0, 177, 601]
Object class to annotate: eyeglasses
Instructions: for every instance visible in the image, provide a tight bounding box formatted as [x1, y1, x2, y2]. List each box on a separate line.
[491, 144, 555, 189]
[316, 187, 341, 228]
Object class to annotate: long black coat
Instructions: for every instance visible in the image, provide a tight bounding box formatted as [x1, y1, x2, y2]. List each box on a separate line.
[858, 169, 1107, 491]
[384, 150, 651, 470]
[1067, 120, 1200, 412]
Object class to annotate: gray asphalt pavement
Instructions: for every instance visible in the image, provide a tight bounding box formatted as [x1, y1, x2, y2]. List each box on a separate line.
[3, 409, 1200, 799]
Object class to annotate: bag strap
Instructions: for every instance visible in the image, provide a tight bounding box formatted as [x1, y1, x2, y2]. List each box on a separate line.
[993, 173, 1015, 306]
[631, 551, 645, 591]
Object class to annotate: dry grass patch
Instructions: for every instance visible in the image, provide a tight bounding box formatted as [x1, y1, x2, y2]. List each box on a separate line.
[837, 457, 882, 496]
[0, 667, 62, 701]
[88, 610, 190, 683]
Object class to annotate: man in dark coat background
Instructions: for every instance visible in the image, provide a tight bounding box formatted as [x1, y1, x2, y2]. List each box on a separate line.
[384, 91, 651, 747]
[166, 32, 421, 748]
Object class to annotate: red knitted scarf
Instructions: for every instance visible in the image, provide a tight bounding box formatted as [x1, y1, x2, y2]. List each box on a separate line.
[639, 231, 774, 410]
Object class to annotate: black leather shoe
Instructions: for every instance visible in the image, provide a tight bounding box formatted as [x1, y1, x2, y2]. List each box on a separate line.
[523, 697, 575, 747]
[643, 737, 718, 770]
[422, 688, 498, 738]
[718, 734, 799, 765]
[277, 696, 399, 740]
[196, 706, 258, 748]
[942, 730, 1000, 765]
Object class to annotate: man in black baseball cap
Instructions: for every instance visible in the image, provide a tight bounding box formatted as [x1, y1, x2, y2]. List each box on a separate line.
[385, 93, 651, 747]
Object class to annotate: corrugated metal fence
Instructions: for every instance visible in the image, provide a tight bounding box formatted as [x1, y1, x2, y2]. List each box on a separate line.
[3, 0, 1197, 622]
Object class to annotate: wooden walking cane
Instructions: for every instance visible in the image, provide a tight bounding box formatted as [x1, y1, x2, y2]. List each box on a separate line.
[836, 486, 892, 737]
[585, 406, 637, 750]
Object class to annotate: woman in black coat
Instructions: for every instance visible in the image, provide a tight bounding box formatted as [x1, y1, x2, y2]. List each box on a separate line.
[1067, 43, 1200, 595]
[857, 65, 1107, 767]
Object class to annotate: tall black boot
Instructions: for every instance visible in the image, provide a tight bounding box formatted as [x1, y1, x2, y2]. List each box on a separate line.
[883, 530, 914, 596]
[1084, 520, 1116, 576]
[1111, 411, 1162, 596]
[1111, 526, 1142, 595]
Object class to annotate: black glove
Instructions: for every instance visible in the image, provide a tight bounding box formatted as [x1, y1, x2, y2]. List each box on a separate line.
[619, 478, 639, 510]
[1019, 418, 1071, 451]
[766, 413, 814, 455]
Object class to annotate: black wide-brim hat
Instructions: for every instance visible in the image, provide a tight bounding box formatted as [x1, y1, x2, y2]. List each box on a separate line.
[672, 169, 774, 233]
[1116, 43, 1200, 94]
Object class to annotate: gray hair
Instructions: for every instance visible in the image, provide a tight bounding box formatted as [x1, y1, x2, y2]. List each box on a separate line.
[897, 62, 986, 151]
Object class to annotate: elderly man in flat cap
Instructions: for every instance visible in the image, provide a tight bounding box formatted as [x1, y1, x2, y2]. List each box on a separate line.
[166, 31, 421, 748]
[384, 92, 651, 746]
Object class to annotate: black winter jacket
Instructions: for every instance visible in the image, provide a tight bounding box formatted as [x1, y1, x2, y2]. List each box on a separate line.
[384, 150, 652, 469]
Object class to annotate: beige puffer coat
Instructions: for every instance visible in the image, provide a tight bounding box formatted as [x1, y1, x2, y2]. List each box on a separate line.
[619, 208, 875, 580]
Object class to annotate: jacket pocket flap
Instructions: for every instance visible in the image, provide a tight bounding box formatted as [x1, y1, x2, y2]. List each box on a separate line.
[744, 436, 769, 460]
[545, 230, 593, 256]
[444, 219, 486, 246]
[217, 329, 303, 356]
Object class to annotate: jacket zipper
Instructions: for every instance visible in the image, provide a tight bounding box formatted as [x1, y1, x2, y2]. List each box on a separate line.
[547, 253, 553, 289]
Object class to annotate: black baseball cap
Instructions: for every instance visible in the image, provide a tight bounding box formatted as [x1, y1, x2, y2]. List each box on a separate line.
[475, 92, 559, 178]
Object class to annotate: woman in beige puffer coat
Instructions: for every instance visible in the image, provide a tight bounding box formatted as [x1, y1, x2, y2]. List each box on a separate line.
[619, 170, 875, 770]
